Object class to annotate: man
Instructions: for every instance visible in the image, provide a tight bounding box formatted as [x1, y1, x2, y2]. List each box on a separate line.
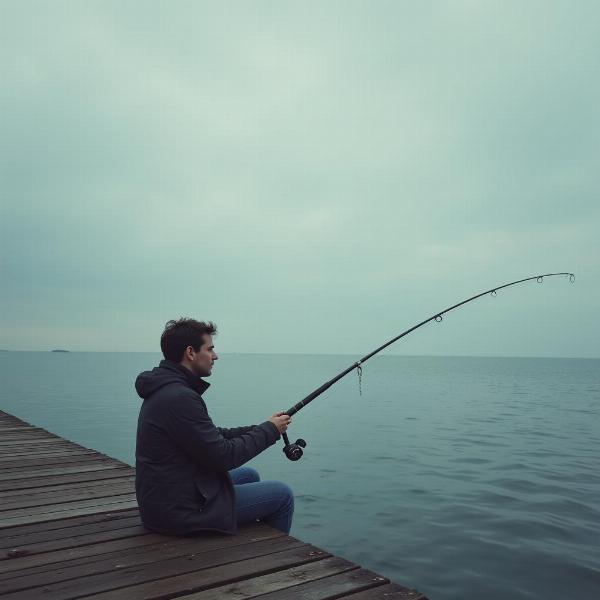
[135, 318, 294, 535]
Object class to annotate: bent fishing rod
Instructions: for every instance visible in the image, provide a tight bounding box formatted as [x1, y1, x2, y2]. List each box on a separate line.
[281, 272, 575, 461]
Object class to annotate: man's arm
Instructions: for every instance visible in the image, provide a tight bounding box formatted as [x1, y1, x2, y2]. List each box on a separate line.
[165, 392, 280, 471]
[218, 425, 257, 439]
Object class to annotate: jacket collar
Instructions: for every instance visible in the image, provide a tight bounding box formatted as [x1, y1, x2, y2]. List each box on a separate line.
[159, 360, 211, 395]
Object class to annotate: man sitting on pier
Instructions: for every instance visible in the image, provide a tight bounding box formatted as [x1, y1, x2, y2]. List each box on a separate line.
[134, 318, 294, 535]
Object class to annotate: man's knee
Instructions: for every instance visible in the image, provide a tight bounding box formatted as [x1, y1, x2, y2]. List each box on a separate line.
[230, 466, 261, 485]
[244, 467, 261, 483]
[274, 482, 294, 509]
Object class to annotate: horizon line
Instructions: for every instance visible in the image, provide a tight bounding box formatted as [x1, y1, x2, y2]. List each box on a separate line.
[0, 349, 598, 360]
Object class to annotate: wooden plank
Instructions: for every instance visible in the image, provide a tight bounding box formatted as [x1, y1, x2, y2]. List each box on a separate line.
[0, 475, 134, 500]
[0, 431, 58, 439]
[0, 522, 276, 579]
[0, 450, 98, 462]
[0, 427, 39, 433]
[0, 447, 91, 456]
[0, 514, 142, 549]
[1, 459, 130, 471]
[0, 525, 148, 567]
[243, 568, 388, 599]
[0, 523, 282, 593]
[0, 498, 140, 528]
[0, 522, 167, 575]
[0, 440, 75, 448]
[0, 462, 127, 483]
[2, 537, 312, 600]
[0, 523, 277, 583]
[0, 443, 97, 454]
[0, 528, 174, 575]
[0, 433, 75, 440]
[0, 442, 77, 451]
[5, 433, 59, 440]
[0, 438, 81, 446]
[0, 416, 27, 423]
[0, 437, 56, 443]
[0, 428, 66, 437]
[0, 425, 64, 435]
[0, 456, 123, 469]
[1, 492, 137, 517]
[0, 444, 89, 452]
[0, 424, 51, 431]
[0, 476, 135, 502]
[45, 544, 329, 600]
[0, 455, 119, 472]
[181, 556, 358, 600]
[0, 441, 94, 451]
[0, 441, 101, 460]
[0, 463, 125, 483]
[0, 461, 120, 477]
[0, 481, 135, 514]
[0, 445, 83, 454]
[0, 508, 139, 540]
[340, 582, 429, 599]
[0, 467, 133, 493]
[0, 455, 122, 472]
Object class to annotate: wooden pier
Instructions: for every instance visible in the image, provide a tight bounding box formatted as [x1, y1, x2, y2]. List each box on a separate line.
[0, 410, 428, 599]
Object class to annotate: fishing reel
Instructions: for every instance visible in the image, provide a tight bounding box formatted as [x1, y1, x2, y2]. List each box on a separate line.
[282, 432, 307, 461]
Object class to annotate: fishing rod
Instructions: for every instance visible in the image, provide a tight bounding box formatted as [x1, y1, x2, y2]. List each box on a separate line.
[281, 272, 575, 460]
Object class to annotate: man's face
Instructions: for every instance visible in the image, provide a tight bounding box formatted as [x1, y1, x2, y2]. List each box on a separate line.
[189, 335, 218, 377]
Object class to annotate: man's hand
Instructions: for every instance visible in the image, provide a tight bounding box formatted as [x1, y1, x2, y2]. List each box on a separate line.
[269, 412, 292, 434]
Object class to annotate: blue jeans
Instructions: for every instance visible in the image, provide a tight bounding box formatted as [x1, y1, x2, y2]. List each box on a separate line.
[230, 466, 294, 534]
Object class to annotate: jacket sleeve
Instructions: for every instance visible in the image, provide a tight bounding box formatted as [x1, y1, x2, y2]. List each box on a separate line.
[165, 392, 280, 471]
[218, 425, 257, 439]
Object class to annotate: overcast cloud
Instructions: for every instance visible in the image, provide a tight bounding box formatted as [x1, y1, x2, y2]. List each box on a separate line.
[1, 1, 598, 357]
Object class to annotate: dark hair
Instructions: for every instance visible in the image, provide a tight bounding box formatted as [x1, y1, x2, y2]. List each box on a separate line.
[160, 318, 217, 362]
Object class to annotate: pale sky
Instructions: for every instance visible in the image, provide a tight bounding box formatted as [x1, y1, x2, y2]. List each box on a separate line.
[1, 1, 599, 357]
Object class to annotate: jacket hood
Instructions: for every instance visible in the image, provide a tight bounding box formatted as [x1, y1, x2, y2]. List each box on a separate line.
[135, 360, 210, 399]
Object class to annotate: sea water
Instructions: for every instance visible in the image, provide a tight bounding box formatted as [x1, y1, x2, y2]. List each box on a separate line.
[1, 351, 598, 599]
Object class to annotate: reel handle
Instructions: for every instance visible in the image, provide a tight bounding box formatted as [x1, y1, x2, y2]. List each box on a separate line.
[282, 432, 307, 461]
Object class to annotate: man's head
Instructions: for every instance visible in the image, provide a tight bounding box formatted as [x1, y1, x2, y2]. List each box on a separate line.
[160, 318, 218, 377]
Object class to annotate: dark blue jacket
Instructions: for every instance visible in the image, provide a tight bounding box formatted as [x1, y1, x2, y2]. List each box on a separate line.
[135, 360, 280, 535]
